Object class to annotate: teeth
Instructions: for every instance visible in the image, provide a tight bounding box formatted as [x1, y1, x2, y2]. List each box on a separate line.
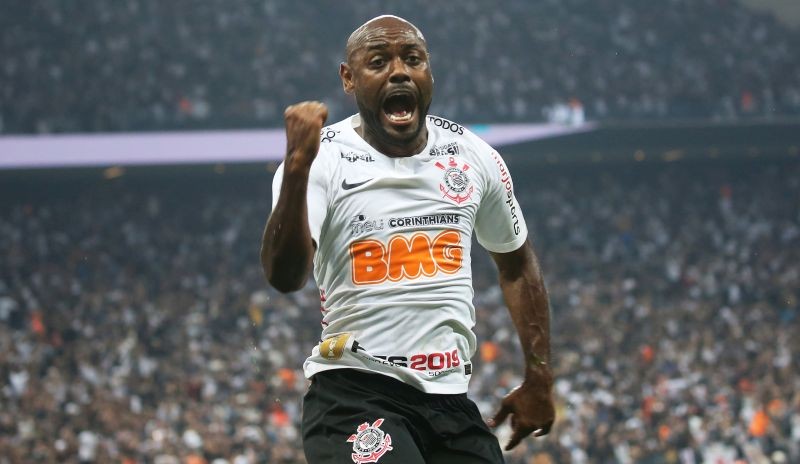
[387, 111, 413, 122]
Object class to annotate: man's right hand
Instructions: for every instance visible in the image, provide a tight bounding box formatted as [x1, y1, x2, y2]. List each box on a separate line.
[284, 101, 328, 169]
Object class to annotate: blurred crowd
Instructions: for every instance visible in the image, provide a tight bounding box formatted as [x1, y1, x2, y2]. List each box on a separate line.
[1, 157, 798, 463]
[3, 0, 800, 134]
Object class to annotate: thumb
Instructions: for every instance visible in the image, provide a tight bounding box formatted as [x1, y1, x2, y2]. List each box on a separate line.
[487, 403, 511, 428]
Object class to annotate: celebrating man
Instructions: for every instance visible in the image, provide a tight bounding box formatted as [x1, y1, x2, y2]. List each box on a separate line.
[261, 15, 554, 463]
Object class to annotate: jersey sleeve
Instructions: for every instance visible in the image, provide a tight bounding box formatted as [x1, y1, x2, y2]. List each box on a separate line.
[474, 148, 529, 253]
[271, 150, 331, 246]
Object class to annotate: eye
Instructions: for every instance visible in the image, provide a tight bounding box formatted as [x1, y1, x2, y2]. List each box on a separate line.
[368, 57, 385, 68]
[406, 55, 421, 65]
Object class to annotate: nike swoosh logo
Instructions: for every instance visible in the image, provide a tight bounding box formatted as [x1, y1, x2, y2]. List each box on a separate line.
[341, 178, 373, 190]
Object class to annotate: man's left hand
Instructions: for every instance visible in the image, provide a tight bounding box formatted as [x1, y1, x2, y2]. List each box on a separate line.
[487, 380, 555, 450]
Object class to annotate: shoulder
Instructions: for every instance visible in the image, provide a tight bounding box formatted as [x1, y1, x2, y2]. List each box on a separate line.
[425, 115, 469, 137]
[426, 115, 493, 154]
[318, 116, 358, 150]
[426, 115, 500, 172]
[315, 116, 372, 165]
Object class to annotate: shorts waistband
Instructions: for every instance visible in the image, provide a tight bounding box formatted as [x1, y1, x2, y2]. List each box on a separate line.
[312, 368, 467, 405]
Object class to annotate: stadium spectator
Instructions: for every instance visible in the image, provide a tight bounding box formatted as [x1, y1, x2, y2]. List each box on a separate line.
[1, 158, 798, 462]
[2, 0, 799, 134]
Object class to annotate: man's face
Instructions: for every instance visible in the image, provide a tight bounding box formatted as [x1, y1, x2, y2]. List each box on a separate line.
[341, 20, 434, 147]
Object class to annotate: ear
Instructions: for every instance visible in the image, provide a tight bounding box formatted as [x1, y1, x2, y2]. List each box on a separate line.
[428, 53, 434, 85]
[340, 62, 355, 95]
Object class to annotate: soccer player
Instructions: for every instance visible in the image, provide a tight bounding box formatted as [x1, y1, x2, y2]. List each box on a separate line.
[261, 15, 554, 463]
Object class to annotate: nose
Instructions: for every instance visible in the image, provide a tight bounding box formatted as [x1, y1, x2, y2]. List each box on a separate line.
[388, 56, 410, 83]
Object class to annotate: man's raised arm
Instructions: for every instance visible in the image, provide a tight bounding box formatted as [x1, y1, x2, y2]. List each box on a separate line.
[487, 240, 555, 450]
[260, 101, 327, 293]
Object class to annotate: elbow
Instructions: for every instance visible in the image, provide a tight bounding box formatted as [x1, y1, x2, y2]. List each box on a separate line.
[268, 274, 305, 294]
[260, 242, 312, 293]
[261, 255, 306, 293]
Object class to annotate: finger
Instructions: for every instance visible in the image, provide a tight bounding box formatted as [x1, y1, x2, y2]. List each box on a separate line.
[487, 403, 511, 427]
[533, 423, 552, 437]
[504, 428, 526, 451]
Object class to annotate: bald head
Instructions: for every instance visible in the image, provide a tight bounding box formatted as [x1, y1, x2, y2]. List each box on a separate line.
[345, 15, 426, 64]
[338, 14, 434, 155]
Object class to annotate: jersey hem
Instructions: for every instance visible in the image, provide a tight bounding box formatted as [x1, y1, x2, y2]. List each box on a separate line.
[305, 364, 469, 395]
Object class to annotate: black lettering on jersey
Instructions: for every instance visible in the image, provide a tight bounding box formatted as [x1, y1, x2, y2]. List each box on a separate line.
[351, 340, 365, 353]
[429, 142, 461, 157]
[341, 151, 375, 163]
[388, 214, 460, 229]
[427, 116, 465, 135]
[372, 355, 408, 368]
[350, 214, 385, 236]
[320, 128, 340, 143]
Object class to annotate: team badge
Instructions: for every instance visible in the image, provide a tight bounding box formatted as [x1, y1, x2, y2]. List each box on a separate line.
[346, 418, 393, 463]
[435, 157, 473, 205]
[319, 333, 351, 360]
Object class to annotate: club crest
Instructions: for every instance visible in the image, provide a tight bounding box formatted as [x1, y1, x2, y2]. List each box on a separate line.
[435, 157, 474, 205]
[346, 418, 393, 463]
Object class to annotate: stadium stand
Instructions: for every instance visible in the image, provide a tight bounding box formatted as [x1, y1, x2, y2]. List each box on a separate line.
[1, 158, 798, 463]
[3, 1, 799, 462]
[2, 0, 800, 134]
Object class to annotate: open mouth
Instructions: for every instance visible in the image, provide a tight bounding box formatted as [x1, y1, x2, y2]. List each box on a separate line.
[382, 92, 417, 126]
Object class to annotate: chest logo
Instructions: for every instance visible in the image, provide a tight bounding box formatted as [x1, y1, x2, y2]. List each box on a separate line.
[436, 157, 473, 205]
[349, 230, 463, 285]
[342, 178, 374, 190]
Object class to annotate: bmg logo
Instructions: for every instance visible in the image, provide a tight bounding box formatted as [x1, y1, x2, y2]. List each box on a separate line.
[349, 230, 463, 285]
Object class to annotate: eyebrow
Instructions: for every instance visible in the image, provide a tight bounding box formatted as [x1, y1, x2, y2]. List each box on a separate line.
[364, 42, 425, 53]
[365, 42, 390, 52]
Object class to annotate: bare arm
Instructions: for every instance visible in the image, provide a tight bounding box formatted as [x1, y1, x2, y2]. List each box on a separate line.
[487, 240, 555, 450]
[260, 102, 328, 293]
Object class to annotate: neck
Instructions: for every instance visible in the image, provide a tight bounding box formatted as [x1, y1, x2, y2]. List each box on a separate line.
[357, 120, 427, 158]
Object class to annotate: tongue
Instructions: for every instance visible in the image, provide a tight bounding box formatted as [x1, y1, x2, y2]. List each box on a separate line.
[385, 99, 410, 116]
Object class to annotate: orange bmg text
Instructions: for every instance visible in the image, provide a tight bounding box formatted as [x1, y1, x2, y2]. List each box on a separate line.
[349, 230, 463, 284]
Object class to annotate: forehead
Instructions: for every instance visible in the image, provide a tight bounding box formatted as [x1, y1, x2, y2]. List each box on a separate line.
[348, 20, 427, 57]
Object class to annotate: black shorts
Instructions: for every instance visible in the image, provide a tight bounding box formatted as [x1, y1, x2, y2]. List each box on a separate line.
[302, 369, 505, 464]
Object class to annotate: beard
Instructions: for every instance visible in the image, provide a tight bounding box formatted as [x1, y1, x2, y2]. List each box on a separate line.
[354, 93, 431, 148]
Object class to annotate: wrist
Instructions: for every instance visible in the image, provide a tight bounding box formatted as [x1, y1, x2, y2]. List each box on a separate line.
[284, 154, 314, 175]
[524, 362, 554, 389]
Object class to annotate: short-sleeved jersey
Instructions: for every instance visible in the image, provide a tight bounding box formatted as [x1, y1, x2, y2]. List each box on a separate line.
[271, 114, 528, 394]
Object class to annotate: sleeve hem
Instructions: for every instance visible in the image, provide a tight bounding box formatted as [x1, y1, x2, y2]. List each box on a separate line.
[477, 230, 528, 254]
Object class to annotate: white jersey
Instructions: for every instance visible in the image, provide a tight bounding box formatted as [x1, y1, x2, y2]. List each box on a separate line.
[271, 114, 528, 394]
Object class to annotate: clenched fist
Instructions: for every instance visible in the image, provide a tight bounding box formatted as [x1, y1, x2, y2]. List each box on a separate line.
[284, 101, 328, 169]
